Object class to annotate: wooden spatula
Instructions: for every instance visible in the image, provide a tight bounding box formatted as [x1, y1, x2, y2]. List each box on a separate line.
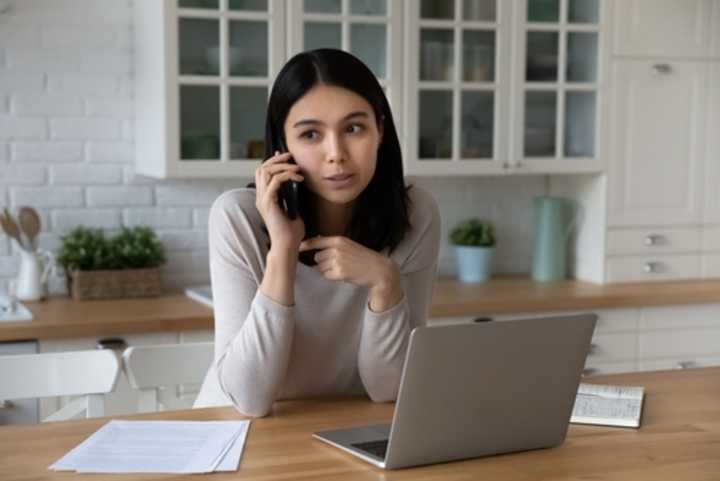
[0, 208, 29, 251]
[18, 206, 41, 251]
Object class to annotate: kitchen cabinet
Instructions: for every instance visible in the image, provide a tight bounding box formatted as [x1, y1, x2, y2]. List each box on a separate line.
[429, 307, 640, 376]
[607, 59, 706, 227]
[604, 58, 709, 282]
[613, 0, 718, 59]
[134, 0, 286, 178]
[134, 0, 609, 179]
[404, 0, 607, 176]
[430, 302, 720, 375]
[703, 63, 720, 224]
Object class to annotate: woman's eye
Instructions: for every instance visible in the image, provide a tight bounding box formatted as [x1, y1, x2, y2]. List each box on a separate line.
[300, 130, 319, 140]
[346, 124, 364, 134]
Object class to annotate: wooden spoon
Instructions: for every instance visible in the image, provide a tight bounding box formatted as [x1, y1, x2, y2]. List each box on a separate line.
[18, 206, 41, 251]
[0, 208, 28, 251]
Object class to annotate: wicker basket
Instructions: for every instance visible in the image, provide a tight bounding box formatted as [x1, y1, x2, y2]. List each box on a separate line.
[68, 268, 163, 301]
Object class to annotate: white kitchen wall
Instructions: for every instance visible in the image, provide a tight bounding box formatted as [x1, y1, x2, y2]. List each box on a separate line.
[0, 0, 543, 291]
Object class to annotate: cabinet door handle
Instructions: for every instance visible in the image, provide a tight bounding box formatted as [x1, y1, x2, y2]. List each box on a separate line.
[652, 63, 673, 75]
[96, 337, 127, 351]
[676, 361, 696, 369]
[644, 234, 665, 246]
[643, 261, 663, 273]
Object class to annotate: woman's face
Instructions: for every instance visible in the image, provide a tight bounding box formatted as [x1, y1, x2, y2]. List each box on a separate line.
[283, 84, 382, 208]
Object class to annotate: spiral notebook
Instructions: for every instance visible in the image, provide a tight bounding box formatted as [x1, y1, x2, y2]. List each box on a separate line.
[570, 383, 645, 428]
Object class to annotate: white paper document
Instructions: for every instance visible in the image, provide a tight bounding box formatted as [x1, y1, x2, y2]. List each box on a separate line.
[49, 420, 250, 474]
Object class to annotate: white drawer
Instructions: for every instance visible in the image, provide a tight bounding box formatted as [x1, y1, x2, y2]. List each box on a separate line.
[606, 254, 701, 283]
[701, 226, 720, 251]
[638, 356, 720, 372]
[587, 332, 637, 362]
[638, 328, 720, 359]
[701, 254, 720, 278]
[607, 227, 701, 255]
[639, 304, 720, 329]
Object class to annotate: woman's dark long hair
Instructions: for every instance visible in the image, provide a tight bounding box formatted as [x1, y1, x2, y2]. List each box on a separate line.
[259, 48, 411, 264]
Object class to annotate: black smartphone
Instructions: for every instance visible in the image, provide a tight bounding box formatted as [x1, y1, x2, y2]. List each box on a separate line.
[277, 138, 300, 220]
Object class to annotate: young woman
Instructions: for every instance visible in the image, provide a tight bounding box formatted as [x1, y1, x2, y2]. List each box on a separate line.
[194, 49, 441, 417]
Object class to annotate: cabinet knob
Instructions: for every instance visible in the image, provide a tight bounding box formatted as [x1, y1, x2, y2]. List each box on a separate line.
[676, 361, 696, 369]
[588, 343, 598, 355]
[652, 63, 673, 75]
[644, 234, 665, 246]
[643, 261, 662, 273]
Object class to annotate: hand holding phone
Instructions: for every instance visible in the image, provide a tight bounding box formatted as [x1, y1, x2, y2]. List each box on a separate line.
[277, 139, 300, 220]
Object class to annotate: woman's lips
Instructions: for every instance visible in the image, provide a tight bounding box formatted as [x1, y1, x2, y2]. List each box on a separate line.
[324, 173, 354, 188]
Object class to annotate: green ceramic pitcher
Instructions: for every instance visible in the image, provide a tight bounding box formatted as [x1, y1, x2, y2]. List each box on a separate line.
[531, 196, 578, 282]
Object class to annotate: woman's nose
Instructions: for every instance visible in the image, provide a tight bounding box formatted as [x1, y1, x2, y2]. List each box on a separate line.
[324, 133, 345, 163]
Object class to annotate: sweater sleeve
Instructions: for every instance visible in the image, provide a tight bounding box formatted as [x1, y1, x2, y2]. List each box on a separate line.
[208, 193, 295, 418]
[357, 188, 441, 402]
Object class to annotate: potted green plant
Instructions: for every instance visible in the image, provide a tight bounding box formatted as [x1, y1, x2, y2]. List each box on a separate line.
[449, 218, 496, 283]
[57, 226, 166, 300]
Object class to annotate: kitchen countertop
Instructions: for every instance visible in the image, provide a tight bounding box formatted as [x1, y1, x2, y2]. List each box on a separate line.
[2, 277, 720, 342]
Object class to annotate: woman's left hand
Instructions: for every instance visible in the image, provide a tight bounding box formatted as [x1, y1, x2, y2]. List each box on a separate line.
[299, 236, 403, 312]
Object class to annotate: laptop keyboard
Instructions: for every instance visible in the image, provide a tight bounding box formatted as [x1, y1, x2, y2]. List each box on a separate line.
[351, 439, 389, 459]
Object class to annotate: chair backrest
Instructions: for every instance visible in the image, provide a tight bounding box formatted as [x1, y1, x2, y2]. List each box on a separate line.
[122, 342, 214, 413]
[0, 350, 121, 422]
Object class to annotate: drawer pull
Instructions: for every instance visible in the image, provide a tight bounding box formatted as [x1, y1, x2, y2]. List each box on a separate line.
[676, 361, 696, 369]
[473, 317, 493, 323]
[643, 261, 663, 273]
[644, 234, 665, 246]
[652, 63, 673, 75]
[582, 368, 597, 377]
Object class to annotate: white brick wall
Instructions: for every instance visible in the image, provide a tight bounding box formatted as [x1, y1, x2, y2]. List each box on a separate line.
[0, 0, 539, 293]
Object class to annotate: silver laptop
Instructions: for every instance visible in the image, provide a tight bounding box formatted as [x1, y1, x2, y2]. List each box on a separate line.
[313, 313, 597, 470]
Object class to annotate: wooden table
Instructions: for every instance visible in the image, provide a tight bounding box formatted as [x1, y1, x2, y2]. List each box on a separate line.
[1, 368, 719, 480]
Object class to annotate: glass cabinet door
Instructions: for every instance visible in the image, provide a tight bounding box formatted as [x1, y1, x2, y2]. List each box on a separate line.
[517, 0, 601, 172]
[287, 0, 402, 146]
[175, 0, 281, 172]
[407, 0, 508, 176]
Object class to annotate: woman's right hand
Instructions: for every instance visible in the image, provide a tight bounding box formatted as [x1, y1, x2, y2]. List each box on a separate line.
[254, 152, 306, 252]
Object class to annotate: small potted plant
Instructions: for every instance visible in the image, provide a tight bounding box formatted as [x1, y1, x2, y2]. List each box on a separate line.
[449, 218, 496, 283]
[58, 226, 166, 300]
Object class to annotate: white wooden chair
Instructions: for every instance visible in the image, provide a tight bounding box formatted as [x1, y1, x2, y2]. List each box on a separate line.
[0, 350, 120, 422]
[122, 342, 214, 413]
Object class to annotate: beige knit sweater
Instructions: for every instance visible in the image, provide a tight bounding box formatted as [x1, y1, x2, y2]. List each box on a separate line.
[193, 185, 441, 417]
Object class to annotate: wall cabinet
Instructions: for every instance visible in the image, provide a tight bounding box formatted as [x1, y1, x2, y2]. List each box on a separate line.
[607, 59, 706, 227]
[613, 0, 719, 59]
[603, 0, 720, 283]
[134, 0, 608, 179]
